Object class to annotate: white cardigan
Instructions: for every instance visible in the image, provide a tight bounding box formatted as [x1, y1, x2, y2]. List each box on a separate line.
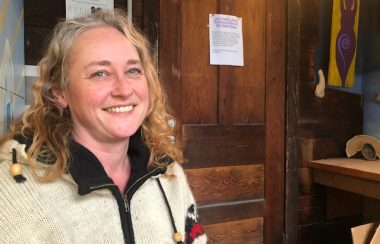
[0, 139, 207, 244]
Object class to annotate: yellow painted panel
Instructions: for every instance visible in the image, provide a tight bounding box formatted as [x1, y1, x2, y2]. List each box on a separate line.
[328, 0, 360, 87]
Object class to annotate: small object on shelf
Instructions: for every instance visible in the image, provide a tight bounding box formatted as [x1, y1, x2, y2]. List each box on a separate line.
[346, 135, 380, 160]
[362, 143, 377, 161]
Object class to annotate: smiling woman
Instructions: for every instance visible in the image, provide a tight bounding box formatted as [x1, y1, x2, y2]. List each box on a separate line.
[55, 26, 150, 156]
[0, 9, 207, 244]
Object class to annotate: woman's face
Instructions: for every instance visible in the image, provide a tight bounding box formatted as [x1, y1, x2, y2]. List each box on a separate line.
[56, 26, 150, 145]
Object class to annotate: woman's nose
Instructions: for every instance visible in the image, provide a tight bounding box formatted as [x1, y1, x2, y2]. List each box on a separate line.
[111, 75, 133, 97]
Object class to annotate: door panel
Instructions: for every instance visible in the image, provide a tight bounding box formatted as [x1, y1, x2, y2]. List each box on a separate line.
[183, 124, 265, 168]
[182, 124, 265, 242]
[219, 0, 266, 124]
[160, 0, 285, 243]
[181, 0, 219, 124]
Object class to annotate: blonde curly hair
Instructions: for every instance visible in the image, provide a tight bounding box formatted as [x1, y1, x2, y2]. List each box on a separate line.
[3, 9, 182, 181]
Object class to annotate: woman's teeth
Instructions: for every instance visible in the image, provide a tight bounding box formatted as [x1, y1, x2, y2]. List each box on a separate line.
[105, 105, 134, 113]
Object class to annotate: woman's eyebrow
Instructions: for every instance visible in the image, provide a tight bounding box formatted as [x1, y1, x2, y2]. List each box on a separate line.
[84, 60, 111, 68]
[127, 59, 142, 65]
[84, 59, 141, 68]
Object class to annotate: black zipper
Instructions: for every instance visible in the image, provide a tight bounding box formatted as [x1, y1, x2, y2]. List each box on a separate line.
[123, 195, 130, 212]
[125, 167, 161, 198]
[89, 167, 162, 243]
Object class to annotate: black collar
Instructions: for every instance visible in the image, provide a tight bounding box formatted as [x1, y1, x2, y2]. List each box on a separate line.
[15, 128, 171, 195]
[68, 128, 164, 195]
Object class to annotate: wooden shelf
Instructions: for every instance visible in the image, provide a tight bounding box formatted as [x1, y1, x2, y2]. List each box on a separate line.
[309, 158, 380, 200]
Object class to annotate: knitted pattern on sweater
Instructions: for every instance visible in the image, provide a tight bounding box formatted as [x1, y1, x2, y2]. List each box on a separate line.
[0, 139, 207, 244]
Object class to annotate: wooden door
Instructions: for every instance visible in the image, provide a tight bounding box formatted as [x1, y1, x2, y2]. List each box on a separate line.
[159, 1, 285, 243]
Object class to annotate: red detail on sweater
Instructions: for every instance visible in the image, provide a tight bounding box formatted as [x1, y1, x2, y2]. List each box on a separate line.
[189, 223, 204, 239]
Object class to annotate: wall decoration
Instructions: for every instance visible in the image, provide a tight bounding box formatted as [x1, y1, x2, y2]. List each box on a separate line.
[328, 0, 360, 87]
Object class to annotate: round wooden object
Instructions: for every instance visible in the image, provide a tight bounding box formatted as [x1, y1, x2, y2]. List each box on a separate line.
[10, 163, 23, 176]
[173, 232, 182, 242]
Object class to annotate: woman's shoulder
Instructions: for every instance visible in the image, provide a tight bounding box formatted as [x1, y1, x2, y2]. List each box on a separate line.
[0, 141, 42, 234]
[0, 139, 76, 205]
[157, 162, 195, 201]
[0, 158, 34, 208]
[0, 139, 40, 201]
[164, 161, 189, 183]
[0, 139, 29, 164]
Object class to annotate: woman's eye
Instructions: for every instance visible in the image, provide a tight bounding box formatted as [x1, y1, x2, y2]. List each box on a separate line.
[91, 71, 107, 78]
[127, 68, 143, 76]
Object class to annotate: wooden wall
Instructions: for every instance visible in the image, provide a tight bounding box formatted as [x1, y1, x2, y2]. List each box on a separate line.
[160, 1, 267, 242]
[183, 125, 265, 243]
[287, 0, 364, 243]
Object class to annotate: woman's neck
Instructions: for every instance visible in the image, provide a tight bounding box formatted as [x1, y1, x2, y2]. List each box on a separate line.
[99, 150, 131, 192]
[97, 150, 131, 193]
[73, 135, 132, 192]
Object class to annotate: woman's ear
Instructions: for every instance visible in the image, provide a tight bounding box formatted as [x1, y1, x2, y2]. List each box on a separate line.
[52, 88, 68, 108]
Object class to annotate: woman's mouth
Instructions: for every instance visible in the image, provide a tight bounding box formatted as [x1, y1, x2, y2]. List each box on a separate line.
[104, 105, 134, 113]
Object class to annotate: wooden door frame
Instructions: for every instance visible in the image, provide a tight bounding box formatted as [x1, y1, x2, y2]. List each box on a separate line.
[264, 0, 286, 243]
[285, 0, 300, 243]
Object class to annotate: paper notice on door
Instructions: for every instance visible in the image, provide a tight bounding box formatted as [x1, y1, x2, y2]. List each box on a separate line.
[66, 0, 114, 19]
[209, 14, 244, 66]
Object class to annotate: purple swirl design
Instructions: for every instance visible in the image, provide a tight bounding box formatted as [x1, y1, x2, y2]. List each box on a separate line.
[336, 33, 354, 84]
[338, 33, 351, 50]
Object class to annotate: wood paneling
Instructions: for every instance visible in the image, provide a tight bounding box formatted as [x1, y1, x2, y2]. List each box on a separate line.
[299, 0, 319, 83]
[182, 124, 266, 242]
[180, 0, 218, 124]
[142, 0, 159, 53]
[298, 84, 363, 137]
[298, 194, 324, 225]
[265, 0, 286, 242]
[132, 0, 143, 27]
[160, 1, 285, 243]
[326, 188, 361, 220]
[186, 165, 264, 205]
[297, 137, 347, 168]
[219, 0, 266, 124]
[286, 0, 301, 241]
[203, 218, 264, 244]
[198, 199, 264, 225]
[159, 0, 182, 141]
[182, 124, 265, 168]
[299, 87, 362, 116]
[298, 167, 315, 196]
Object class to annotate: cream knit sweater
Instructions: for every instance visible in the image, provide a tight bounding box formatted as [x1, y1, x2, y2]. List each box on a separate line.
[0, 139, 207, 244]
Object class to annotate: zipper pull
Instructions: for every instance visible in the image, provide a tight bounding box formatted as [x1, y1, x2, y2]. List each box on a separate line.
[124, 196, 130, 212]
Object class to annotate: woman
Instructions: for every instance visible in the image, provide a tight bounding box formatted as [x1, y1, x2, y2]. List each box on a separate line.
[0, 9, 206, 244]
